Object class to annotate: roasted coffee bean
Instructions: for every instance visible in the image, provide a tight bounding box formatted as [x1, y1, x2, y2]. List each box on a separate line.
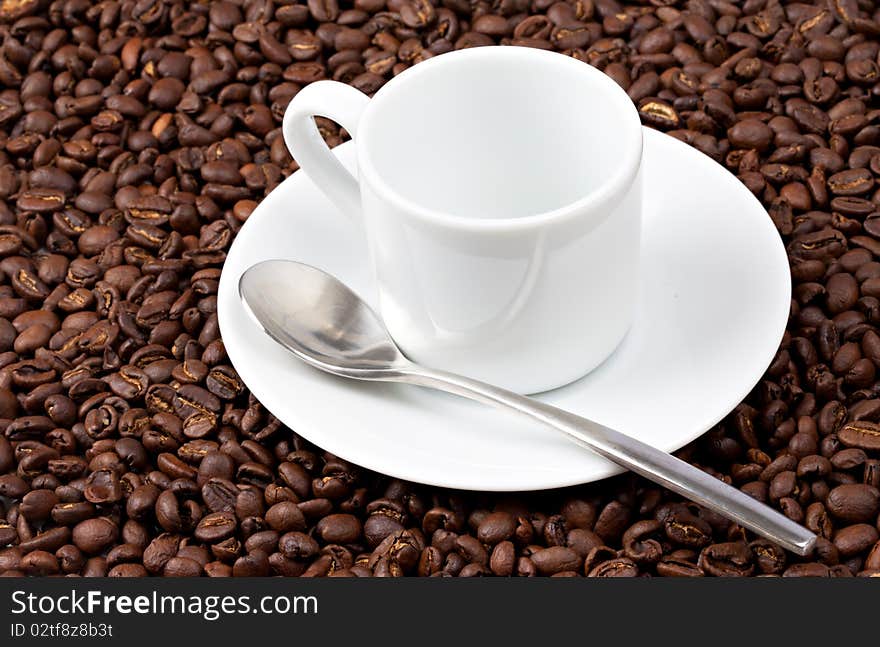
[19, 527, 71, 553]
[663, 509, 712, 548]
[143, 533, 180, 574]
[489, 541, 516, 576]
[656, 555, 704, 578]
[317, 514, 361, 544]
[622, 520, 663, 564]
[163, 556, 203, 577]
[477, 511, 516, 544]
[245, 530, 279, 556]
[783, 563, 831, 577]
[20, 551, 60, 576]
[108, 563, 149, 577]
[594, 501, 630, 542]
[0, 522, 18, 547]
[201, 478, 239, 513]
[194, 512, 237, 544]
[124, 484, 157, 522]
[729, 119, 774, 152]
[51, 502, 95, 526]
[828, 169, 874, 196]
[587, 557, 639, 578]
[531, 546, 582, 575]
[84, 469, 123, 504]
[834, 524, 879, 558]
[206, 366, 243, 399]
[308, 0, 340, 22]
[838, 422, 880, 451]
[72, 518, 119, 555]
[750, 540, 787, 575]
[0, 474, 29, 498]
[155, 490, 199, 533]
[455, 535, 488, 566]
[20, 489, 59, 522]
[561, 499, 596, 530]
[265, 502, 307, 533]
[279, 531, 319, 560]
[825, 484, 880, 523]
[698, 543, 755, 577]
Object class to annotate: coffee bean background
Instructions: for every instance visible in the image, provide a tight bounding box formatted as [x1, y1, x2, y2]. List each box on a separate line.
[1, 0, 880, 578]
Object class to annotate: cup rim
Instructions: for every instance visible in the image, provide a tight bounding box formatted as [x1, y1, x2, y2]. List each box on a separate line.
[356, 46, 643, 232]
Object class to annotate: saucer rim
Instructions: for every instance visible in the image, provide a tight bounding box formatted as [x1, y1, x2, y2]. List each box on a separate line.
[217, 127, 790, 491]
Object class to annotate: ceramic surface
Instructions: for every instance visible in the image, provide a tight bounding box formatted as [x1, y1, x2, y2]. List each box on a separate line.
[283, 47, 644, 393]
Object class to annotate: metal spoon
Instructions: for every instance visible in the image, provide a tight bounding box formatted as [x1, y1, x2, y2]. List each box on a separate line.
[239, 259, 816, 556]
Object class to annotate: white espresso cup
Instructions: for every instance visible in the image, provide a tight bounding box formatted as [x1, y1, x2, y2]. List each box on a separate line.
[283, 46, 643, 394]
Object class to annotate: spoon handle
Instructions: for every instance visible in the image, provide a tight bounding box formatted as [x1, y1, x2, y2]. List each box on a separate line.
[404, 366, 816, 556]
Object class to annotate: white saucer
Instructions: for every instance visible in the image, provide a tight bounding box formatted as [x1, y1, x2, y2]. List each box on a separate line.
[217, 128, 790, 491]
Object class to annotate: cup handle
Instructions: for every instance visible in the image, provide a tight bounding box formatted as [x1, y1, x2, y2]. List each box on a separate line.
[282, 81, 370, 220]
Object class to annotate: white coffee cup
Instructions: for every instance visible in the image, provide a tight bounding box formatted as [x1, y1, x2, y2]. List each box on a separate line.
[283, 46, 643, 394]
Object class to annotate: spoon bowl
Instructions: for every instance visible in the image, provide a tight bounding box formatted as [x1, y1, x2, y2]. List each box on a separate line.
[240, 260, 409, 377]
